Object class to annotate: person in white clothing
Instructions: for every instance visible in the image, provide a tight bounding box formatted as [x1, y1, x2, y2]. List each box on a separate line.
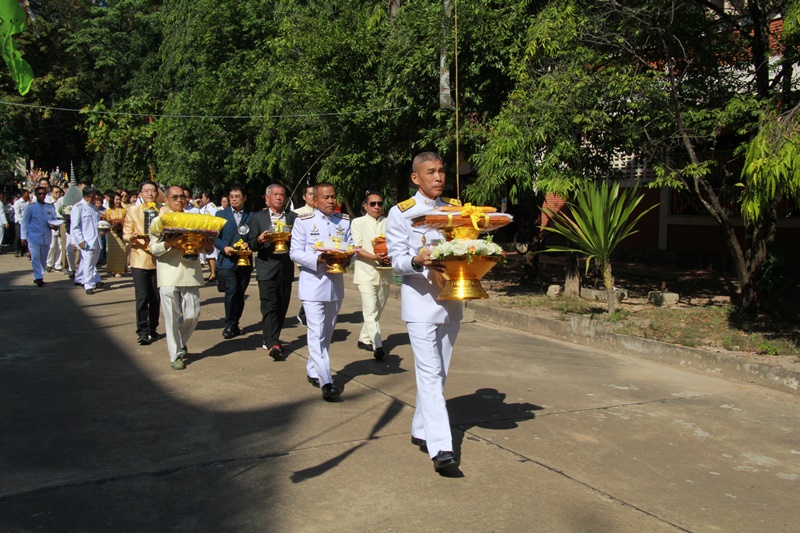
[21, 187, 57, 286]
[13, 190, 30, 257]
[289, 182, 353, 401]
[385, 152, 463, 474]
[292, 185, 316, 326]
[70, 187, 103, 294]
[0, 193, 8, 253]
[352, 191, 393, 360]
[149, 186, 214, 370]
[198, 191, 219, 282]
[46, 186, 65, 272]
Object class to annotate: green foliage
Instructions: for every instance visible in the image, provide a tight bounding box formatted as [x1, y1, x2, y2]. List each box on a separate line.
[740, 106, 800, 223]
[538, 180, 656, 313]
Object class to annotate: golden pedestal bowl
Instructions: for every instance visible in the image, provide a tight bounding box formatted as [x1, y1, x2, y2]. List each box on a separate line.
[163, 228, 218, 260]
[320, 250, 354, 274]
[232, 249, 253, 267]
[266, 232, 292, 254]
[437, 255, 502, 300]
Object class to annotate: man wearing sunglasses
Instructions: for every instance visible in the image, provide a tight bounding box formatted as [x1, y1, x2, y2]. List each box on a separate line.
[20, 187, 58, 287]
[149, 185, 215, 370]
[352, 191, 392, 360]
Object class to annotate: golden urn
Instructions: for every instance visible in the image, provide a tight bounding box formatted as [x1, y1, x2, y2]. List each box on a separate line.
[265, 232, 292, 254]
[437, 255, 502, 300]
[232, 239, 252, 267]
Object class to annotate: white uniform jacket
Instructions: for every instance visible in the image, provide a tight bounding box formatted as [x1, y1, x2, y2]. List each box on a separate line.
[289, 209, 353, 302]
[352, 214, 391, 286]
[385, 191, 463, 324]
[70, 199, 101, 250]
[21, 201, 56, 245]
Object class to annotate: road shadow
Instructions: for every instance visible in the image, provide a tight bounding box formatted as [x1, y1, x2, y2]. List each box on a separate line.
[447, 387, 542, 466]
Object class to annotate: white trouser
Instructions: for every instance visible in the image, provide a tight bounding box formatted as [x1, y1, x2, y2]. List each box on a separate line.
[407, 321, 460, 458]
[0, 224, 4, 248]
[66, 242, 79, 274]
[30, 243, 49, 280]
[79, 245, 101, 289]
[357, 283, 389, 348]
[303, 299, 342, 386]
[200, 247, 219, 264]
[47, 229, 63, 269]
[159, 285, 200, 362]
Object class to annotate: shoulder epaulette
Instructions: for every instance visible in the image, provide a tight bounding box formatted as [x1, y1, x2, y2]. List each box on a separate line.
[299, 212, 315, 219]
[338, 213, 350, 220]
[442, 197, 461, 207]
[398, 198, 416, 212]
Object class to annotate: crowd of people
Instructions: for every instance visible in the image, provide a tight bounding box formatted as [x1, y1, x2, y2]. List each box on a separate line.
[7, 152, 465, 473]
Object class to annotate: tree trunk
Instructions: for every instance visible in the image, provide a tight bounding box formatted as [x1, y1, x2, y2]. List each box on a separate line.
[439, 0, 454, 109]
[564, 253, 580, 297]
[603, 262, 614, 314]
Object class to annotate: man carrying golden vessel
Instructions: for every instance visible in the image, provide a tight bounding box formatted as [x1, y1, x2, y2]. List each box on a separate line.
[149, 186, 215, 370]
[385, 152, 462, 474]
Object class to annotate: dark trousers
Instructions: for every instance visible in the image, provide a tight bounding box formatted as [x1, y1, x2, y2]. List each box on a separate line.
[131, 267, 160, 336]
[220, 266, 252, 327]
[258, 278, 292, 346]
[14, 222, 26, 254]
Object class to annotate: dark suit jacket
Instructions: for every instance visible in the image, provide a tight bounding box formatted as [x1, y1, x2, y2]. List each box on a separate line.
[247, 209, 297, 281]
[215, 207, 255, 271]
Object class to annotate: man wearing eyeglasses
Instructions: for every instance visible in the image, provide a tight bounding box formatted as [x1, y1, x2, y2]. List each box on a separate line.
[290, 182, 354, 401]
[20, 187, 58, 287]
[123, 180, 162, 345]
[385, 152, 463, 474]
[215, 184, 254, 339]
[149, 186, 215, 370]
[352, 192, 392, 360]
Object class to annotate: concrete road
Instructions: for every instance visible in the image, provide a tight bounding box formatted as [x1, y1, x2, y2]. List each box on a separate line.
[1, 254, 798, 532]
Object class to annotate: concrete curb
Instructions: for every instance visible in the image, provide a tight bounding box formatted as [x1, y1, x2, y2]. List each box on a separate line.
[465, 300, 800, 396]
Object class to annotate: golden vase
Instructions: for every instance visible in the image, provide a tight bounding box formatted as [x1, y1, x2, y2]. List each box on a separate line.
[437, 255, 502, 300]
[268, 232, 292, 254]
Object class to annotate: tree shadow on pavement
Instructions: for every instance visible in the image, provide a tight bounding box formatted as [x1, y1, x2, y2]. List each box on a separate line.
[447, 388, 542, 465]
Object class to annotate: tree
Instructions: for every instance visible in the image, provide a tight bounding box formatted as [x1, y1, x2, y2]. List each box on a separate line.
[539, 181, 655, 313]
[468, 0, 799, 313]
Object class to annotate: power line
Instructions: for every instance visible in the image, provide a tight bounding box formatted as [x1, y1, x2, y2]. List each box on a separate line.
[0, 100, 408, 120]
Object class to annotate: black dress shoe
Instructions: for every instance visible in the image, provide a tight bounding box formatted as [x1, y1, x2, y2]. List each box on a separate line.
[411, 436, 428, 453]
[321, 383, 341, 401]
[137, 334, 151, 345]
[85, 288, 94, 295]
[307, 375, 320, 388]
[34, 279, 44, 287]
[357, 341, 373, 352]
[222, 326, 235, 339]
[432, 451, 459, 472]
[149, 331, 160, 341]
[373, 347, 385, 360]
[96, 281, 105, 288]
[268, 345, 284, 361]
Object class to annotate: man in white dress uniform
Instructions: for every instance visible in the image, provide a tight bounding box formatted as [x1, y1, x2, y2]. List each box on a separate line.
[289, 182, 353, 401]
[385, 152, 463, 473]
[70, 187, 103, 294]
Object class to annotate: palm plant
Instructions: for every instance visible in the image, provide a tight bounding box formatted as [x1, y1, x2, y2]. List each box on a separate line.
[539, 181, 657, 313]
